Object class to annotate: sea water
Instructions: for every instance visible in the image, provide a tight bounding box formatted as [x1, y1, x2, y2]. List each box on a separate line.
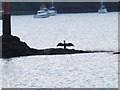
[0, 12, 118, 88]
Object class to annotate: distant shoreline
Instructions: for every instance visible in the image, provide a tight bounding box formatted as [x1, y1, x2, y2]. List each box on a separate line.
[10, 10, 119, 15]
[8, 2, 119, 15]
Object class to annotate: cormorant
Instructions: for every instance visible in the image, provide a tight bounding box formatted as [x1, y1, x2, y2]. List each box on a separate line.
[57, 40, 74, 49]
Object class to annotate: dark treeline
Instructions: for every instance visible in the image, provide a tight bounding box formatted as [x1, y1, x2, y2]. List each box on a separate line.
[4, 2, 119, 15]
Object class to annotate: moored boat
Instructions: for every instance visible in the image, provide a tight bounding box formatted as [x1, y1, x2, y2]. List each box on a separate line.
[34, 10, 49, 18]
[48, 0, 57, 16]
[48, 6, 57, 16]
[98, 0, 107, 14]
[98, 5, 107, 14]
[33, 4, 49, 18]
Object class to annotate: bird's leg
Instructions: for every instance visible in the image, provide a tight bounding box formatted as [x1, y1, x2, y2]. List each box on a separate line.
[63, 40, 66, 49]
[64, 45, 66, 49]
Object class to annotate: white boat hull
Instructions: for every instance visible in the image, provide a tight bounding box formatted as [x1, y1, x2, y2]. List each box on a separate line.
[98, 9, 107, 13]
[48, 11, 57, 16]
[33, 9, 49, 18]
[34, 15, 49, 18]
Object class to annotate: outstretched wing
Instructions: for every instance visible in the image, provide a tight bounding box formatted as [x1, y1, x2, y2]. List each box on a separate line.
[66, 43, 74, 46]
[57, 43, 64, 46]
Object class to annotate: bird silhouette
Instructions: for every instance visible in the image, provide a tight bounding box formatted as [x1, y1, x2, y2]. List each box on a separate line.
[57, 40, 74, 49]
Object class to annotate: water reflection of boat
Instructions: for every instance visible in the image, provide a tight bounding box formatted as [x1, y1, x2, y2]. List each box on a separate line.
[98, 0, 107, 14]
[33, 4, 49, 18]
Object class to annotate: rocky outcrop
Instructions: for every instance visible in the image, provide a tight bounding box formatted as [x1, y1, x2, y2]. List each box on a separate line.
[0, 35, 80, 58]
[42, 48, 90, 55]
[0, 35, 86, 58]
[0, 35, 114, 58]
[1, 35, 32, 58]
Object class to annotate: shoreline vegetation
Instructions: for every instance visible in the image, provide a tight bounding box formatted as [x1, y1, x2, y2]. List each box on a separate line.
[5, 2, 119, 15]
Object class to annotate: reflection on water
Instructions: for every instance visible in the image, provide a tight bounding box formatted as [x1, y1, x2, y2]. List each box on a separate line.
[2, 53, 118, 88]
[0, 12, 118, 88]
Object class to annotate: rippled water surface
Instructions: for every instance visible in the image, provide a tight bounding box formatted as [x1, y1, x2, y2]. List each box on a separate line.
[0, 12, 118, 88]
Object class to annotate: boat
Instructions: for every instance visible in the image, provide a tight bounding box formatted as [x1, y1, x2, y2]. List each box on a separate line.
[34, 10, 49, 18]
[48, 0, 57, 16]
[98, 6, 107, 14]
[48, 7, 57, 16]
[98, 0, 107, 14]
[33, 4, 49, 18]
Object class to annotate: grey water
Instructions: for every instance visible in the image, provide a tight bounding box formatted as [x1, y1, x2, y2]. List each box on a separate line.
[0, 12, 118, 88]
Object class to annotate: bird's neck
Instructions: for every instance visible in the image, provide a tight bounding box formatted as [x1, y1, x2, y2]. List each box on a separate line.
[64, 41, 65, 44]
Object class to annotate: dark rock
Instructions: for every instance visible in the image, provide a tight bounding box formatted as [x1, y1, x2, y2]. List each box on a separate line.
[1, 35, 32, 58]
[40, 48, 94, 55]
[0, 35, 114, 58]
[1, 35, 20, 42]
[113, 52, 120, 54]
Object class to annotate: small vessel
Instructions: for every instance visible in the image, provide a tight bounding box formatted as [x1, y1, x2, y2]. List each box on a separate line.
[34, 4, 49, 18]
[34, 10, 49, 18]
[48, 0, 57, 16]
[98, 0, 107, 14]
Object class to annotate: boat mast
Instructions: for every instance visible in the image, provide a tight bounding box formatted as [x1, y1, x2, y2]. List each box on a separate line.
[101, 0, 104, 7]
[51, 0, 54, 7]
